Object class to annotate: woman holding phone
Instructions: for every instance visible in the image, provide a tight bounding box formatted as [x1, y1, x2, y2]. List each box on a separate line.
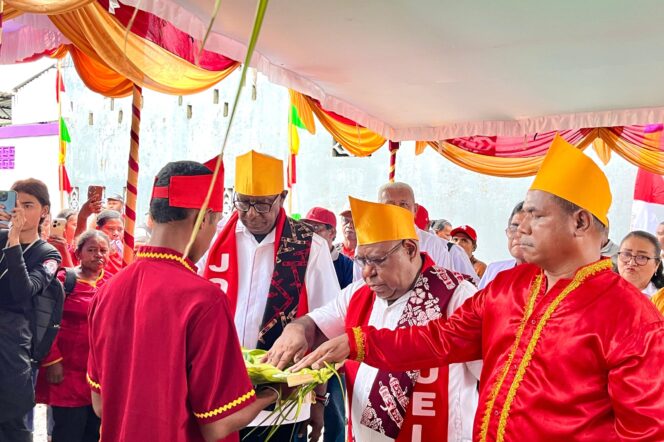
[0, 179, 61, 440]
[36, 230, 111, 442]
[48, 210, 79, 268]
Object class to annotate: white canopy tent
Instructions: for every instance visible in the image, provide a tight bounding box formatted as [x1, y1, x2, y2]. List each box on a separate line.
[120, 0, 664, 141]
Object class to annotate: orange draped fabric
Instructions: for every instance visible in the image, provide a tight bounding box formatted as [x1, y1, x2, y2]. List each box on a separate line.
[599, 128, 664, 175]
[427, 127, 664, 177]
[3, 4, 23, 20]
[48, 2, 238, 96]
[5, 0, 92, 14]
[290, 90, 385, 157]
[67, 44, 133, 97]
[427, 130, 598, 178]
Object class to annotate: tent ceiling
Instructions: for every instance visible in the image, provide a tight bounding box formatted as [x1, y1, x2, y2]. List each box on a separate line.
[127, 0, 664, 140]
[6, 0, 664, 140]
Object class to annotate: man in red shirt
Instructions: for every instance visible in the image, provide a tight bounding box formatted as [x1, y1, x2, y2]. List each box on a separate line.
[87, 160, 277, 442]
[293, 136, 664, 441]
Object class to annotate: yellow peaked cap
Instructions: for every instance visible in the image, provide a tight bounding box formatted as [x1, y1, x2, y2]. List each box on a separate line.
[349, 196, 418, 246]
[530, 134, 611, 226]
[234, 150, 284, 197]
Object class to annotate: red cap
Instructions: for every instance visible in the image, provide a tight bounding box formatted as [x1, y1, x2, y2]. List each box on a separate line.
[150, 159, 225, 212]
[303, 207, 337, 229]
[414, 205, 430, 230]
[450, 225, 477, 242]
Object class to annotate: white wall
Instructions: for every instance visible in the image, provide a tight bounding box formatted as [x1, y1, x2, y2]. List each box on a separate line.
[0, 135, 62, 214]
[0, 67, 63, 214]
[16, 58, 638, 263]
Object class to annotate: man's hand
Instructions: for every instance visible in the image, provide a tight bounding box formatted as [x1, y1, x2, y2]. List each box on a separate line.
[46, 362, 64, 384]
[265, 322, 310, 370]
[298, 401, 324, 441]
[291, 334, 350, 372]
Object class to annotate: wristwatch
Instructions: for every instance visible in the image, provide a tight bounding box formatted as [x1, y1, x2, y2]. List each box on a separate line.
[314, 393, 330, 406]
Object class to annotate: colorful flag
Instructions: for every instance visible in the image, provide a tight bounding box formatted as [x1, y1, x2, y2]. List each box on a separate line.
[631, 168, 664, 233]
[57, 66, 73, 194]
[289, 104, 305, 155]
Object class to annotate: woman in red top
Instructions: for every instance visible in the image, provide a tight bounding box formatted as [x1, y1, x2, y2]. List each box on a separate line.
[96, 209, 124, 275]
[36, 230, 111, 442]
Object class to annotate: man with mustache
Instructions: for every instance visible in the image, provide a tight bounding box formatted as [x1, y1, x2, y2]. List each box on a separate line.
[267, 197, 481, 442]
[293, 136, 664, 441]
[202, 150, 339, 441]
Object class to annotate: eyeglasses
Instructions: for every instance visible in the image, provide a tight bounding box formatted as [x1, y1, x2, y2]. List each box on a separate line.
[505, 224, 519, 235]
[233, 196, 279, 214]
[354, 242, 402, 268]
[617, 251, 660, 266]
[302, 222, 331, 233]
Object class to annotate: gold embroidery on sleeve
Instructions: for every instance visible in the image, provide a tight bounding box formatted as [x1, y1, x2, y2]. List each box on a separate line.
[193, 389, 256, 419]
[86, 373, 101, 391]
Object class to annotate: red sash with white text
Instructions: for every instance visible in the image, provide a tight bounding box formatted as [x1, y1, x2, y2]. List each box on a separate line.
[345, 254, 462, 441]
[203, 209, 313, 349]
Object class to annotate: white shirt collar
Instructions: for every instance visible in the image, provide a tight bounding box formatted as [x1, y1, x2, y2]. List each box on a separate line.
[236, 220, 277, 246]
[643, 282, 658, 297]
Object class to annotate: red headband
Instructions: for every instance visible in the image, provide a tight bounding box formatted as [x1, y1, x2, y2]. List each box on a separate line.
[150, 168, 224, 212]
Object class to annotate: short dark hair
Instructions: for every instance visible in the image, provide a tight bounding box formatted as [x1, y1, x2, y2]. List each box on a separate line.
[11, 178, 51, 226]
[621, 230, 664, 289]
[508, 201, 524, 225]
[551, 195, 606, 233]
[150, 161, 212, 223]
[76, 230, 110, 254]
[96, 210, 123, 228]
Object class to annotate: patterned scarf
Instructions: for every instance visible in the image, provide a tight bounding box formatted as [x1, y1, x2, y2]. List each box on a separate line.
[203, 209, 313, 349]
[346, 255, 463, 440]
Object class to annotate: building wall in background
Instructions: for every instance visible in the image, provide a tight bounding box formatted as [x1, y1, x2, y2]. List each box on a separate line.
[4, 59, 636, 263]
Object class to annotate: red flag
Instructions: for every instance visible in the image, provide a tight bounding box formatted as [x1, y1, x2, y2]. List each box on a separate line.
[59, 164, 73, 193]
[631, 168, 664, 233]
[55, 69, 65, 103]
[287, 153, 296, 187]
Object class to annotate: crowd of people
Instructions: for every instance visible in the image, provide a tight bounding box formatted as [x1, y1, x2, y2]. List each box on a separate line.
[0, 135, 663, 442]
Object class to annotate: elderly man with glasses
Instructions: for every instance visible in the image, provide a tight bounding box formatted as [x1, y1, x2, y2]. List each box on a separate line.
[200, 150, 339, 442]
[266, 197, 481, 442]
[478, 201, 526, 289]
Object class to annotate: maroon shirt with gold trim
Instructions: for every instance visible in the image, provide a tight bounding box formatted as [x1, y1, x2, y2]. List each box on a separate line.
[87, 246, 255, 441]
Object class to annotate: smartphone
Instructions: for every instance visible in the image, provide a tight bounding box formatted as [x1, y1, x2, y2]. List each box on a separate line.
[88, 185, 105, 202]
[51, 218, 67, 238]
[0, 190, 17, 228]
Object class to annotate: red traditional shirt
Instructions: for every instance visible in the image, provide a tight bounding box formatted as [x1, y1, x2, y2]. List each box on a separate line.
[348, 259, 664, 441]
[36, 269, 111, 407]
[104, 251, 123, 276]
[87, 246, 255, 442]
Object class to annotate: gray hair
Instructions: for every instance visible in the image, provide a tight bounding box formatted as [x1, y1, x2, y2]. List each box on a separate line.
[431, 219, 452, 231]
[377, 182, 415, 201]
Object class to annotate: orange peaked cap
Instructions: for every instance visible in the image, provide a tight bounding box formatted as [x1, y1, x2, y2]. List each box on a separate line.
[234, 150, 284, 197]
[529, 134, 611, 226]
[349, 196, 418, 246]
